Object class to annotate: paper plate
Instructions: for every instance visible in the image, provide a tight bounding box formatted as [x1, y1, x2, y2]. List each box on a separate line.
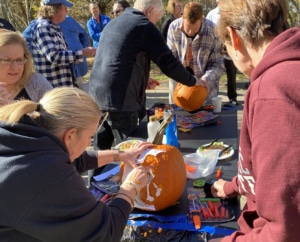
[115, 140, 143, 151]
[197, 143, 234, 160]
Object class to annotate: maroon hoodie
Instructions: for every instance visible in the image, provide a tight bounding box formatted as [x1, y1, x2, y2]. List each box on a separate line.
[223, 27, 300, 241]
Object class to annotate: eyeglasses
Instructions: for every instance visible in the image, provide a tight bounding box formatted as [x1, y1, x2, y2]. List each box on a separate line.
[111, 9, 123, 15]
[175, 4, 183, 9]
[0, 58, 27, 65]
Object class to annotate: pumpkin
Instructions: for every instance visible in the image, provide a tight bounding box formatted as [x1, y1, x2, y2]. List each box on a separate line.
[173, 83, 208, 112]
[119, 143, 186, 211]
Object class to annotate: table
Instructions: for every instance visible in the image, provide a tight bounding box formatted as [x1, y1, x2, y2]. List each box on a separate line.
[123, 109, 240, 241]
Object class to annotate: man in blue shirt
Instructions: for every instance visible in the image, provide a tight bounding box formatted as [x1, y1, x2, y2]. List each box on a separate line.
[58, 16, 91, 89]
[87, 2, 110, 48]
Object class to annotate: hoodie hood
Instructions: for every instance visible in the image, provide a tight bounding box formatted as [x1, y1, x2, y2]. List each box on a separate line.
[251, 27, 300, 81]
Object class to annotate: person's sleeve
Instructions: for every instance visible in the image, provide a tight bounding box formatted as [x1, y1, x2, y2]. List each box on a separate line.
[143, 23, 196, 86]
[34, 25, 83, 64]
[73, 150, 98, 173]
[31, 73, 53, 101]
[17, 166, 131, 241]
[87, 19, 101, 42]
[223, 98, 300, 241]
[200, 35, 224, 96]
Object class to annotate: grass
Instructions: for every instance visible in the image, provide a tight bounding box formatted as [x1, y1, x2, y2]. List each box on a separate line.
[84, 58, 247, 83]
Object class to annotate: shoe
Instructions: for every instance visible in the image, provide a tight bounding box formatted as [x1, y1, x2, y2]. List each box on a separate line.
[229, 99, 239, 105]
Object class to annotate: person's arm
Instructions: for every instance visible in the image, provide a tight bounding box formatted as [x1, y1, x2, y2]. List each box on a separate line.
[34, 24, 84, 64]
[25, 73, 53, 102]
[73, 142, 153, 173]
[143, 23, 196, 87]
[18, 163, 132, 241]
[222, 98, 300, 241]
[87, 18, 101, 43]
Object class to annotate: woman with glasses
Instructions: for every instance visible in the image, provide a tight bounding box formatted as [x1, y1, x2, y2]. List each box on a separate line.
[112, 0, 130, 17]
[211, 0, 300, 241]
[0, 29, 52, 106]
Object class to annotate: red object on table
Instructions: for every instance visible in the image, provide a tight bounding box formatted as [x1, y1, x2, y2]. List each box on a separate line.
[216, 166, 222, 179]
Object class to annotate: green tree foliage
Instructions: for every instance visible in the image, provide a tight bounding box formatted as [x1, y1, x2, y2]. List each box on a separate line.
[0, 0, 299, 32]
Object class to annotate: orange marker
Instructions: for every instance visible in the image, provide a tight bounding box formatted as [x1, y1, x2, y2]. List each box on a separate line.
[216, 166, 222, 179]
[191, 200, 201, 229]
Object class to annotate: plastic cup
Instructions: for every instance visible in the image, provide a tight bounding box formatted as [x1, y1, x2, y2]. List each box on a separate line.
[212, 96, 222, 113]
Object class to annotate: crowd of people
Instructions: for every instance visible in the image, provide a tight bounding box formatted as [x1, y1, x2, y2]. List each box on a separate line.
[0, 0, 299, 241]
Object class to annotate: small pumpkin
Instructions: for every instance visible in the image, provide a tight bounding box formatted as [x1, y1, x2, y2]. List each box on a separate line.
[119, 143, 186, 211]
[173, 83, 208, 112]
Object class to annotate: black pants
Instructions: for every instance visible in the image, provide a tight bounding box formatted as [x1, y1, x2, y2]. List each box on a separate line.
[88, 111, 139, 186]
[224, 58, 237, 101]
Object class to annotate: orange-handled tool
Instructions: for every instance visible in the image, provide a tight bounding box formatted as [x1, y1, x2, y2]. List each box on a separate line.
[191, 200, 201, 229]
[216, 166, 222, 179]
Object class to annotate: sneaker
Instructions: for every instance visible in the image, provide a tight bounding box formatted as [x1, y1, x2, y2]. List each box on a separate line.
[229, 99, 239, 105]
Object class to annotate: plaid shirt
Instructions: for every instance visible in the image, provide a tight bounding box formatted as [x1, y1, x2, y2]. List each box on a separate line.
[31, 18, 84, 87]
[167, 17, 225, 102]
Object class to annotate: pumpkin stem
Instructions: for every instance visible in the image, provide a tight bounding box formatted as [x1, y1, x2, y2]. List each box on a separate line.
[152, 112, 173, 145]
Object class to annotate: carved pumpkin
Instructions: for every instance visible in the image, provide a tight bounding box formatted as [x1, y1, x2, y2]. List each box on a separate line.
[173, 83, 208, 112]
[119, 143, 186, 211]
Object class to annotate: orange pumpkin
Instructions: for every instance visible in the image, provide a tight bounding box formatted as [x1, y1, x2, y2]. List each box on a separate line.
[119, 144, 186, 211]
[173, 83, 208, 112]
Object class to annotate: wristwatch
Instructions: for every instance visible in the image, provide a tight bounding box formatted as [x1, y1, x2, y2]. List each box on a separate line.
[112, 147, 120, 161]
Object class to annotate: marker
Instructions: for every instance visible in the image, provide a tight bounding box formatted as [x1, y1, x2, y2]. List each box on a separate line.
[191, 199, 201, 229]
[216, 166, 222, 179]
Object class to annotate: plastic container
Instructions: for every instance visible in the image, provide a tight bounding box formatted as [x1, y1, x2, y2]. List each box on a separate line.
[165, 113, 178, 148]
[147, 115, 160, 142]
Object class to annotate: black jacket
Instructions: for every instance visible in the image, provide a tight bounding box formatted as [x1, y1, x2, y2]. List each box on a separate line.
[89, 8, 196, 112]
[0, 116, 131, 241]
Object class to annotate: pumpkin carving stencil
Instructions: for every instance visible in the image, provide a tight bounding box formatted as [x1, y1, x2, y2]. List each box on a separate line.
[119, 143, 186, 211]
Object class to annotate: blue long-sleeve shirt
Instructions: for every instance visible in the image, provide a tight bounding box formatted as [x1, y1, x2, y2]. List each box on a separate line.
[58, 16, 90, 77]
[87, 14, 110, 47]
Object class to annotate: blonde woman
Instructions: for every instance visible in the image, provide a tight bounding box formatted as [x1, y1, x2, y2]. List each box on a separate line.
[0, 87, 152, 241]
[160, 0, 184, 41]
[0, 29, 52, 106]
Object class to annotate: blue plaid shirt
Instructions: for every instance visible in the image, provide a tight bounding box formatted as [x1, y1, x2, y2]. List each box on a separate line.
[167, 17, 225, 103]
[31, 18, 84, 87]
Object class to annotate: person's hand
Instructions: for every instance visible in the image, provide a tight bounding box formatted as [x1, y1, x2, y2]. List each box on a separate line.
[122, 165, 151, 193]
[195, 77, 208, 88]
[120, 141, 153, 168]
[147, 78, 160, 90]
[82, 47, 97, 58]
[211, 179, 227, 199]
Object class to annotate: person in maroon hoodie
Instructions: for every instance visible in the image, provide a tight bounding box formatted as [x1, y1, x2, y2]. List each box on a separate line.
[210, 0, 300, 241]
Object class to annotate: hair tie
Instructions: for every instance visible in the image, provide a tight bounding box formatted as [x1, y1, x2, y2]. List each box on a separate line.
[36, 103, 42, 112]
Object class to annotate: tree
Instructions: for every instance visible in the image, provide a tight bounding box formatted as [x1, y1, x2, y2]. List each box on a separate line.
[0, 0, 299, 31]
